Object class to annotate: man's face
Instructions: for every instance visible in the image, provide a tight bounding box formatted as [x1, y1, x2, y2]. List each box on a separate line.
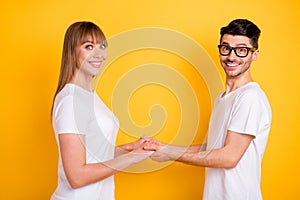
[219, 34, 258, 78]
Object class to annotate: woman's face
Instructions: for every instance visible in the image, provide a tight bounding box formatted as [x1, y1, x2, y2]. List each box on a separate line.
[75, 38, 108, 79]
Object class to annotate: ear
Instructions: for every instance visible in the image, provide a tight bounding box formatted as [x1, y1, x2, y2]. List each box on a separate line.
[252, 49, 259, 61]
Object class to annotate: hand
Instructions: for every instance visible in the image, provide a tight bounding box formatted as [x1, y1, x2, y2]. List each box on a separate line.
[144, 139, 186, 162]
[128, 140, 154, 164]
[143, 139, 174, 162]
[150, 145, 174, 162]
[142, 137, 163, 151]
[120, 136, 152, 152]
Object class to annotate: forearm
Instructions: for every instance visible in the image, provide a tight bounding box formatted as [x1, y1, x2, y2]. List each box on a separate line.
[161, 144, 205, 153]
[114, 146, 129, 157]
[186, 144, 207, 152]
[176, 148, 237, 168]
[150, 144, 205, 162]
[67, 152, 139, 189]
[60, 134, 152, 189]
[153, 143, 236, 168]
[151, 131, 253, 169]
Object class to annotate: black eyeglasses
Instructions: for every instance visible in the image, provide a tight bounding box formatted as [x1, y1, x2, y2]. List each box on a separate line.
[218, 45, 257, 58]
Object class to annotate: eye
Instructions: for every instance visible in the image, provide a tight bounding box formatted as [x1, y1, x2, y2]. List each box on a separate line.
[221, 45, 230, 51]
[100, 44, 106, 49]
[237, 47, 247, 54]
[85, 44, 94, 50]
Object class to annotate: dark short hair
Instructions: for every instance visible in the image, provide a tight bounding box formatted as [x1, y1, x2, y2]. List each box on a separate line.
[220, 19, 261, 49]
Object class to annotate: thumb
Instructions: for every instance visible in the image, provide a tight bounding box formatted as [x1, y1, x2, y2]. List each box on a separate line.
[143, 143, 158, 151]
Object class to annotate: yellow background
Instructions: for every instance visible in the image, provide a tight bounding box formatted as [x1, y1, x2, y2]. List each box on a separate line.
[1, 0, 299, 199]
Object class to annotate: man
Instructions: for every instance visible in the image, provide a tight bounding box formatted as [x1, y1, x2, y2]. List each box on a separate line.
[145, 19, 272, 200]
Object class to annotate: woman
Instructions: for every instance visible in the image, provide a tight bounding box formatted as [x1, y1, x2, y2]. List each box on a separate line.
[51, 21, 153, 200]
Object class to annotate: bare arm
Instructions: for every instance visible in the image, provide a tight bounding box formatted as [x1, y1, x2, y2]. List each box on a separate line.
[59, 134, 153, 189]
[146, 131, 254, 169]
[114, 136, 151, 157]
[185, 144, 207, 152]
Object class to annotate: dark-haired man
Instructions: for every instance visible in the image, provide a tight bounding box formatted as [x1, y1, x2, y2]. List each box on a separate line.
[145, 19, 272, 200]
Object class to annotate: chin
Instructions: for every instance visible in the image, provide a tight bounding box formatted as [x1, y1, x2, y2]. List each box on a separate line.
[91, 70, 101, 76]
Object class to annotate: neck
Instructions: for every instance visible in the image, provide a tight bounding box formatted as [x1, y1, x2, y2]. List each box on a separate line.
[69, 70, 94, 92]
[225, 73, 253, 94]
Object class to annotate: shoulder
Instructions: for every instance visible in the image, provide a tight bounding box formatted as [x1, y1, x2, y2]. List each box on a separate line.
[52, 85, 75, 118]
[237, 82, 268, 102]
[55, 84, 74, 101]
[235, 82, 272, 117]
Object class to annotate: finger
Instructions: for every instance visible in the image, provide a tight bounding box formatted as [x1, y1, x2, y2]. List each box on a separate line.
[146, 150, 155, 155]
[143, 143, 158, 151]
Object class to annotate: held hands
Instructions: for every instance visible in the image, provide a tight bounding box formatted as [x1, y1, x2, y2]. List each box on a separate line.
[124, 136, 174, 164]
[143, 137, 175, 162]
[124, 136, 155, 164]
[113, 137, 175, 172]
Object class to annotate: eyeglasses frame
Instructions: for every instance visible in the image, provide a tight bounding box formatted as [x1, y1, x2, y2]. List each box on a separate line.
[218, 44, 257, 58]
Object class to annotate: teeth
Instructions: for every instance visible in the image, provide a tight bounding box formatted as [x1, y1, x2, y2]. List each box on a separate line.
[226, 63, 238, 67]
[90, 61, 101, 64]
[89, 61, 102, 66]
[88, 61, 103, 68]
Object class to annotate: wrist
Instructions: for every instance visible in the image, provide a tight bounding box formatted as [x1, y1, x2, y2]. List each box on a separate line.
[165, 145, 184, 161]
[119, 143, 132, 152]
[159, 145, 174, 161]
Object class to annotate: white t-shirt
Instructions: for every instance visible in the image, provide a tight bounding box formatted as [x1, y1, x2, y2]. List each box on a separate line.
[51, 84, 119, 200]
[203, 82, 272, 200]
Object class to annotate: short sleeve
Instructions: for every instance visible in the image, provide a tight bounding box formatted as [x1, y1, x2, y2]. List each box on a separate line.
[52, 96, 82, 134]
[228, 91, 268, 137]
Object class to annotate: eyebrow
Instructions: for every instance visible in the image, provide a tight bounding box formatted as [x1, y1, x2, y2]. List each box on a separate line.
[221, 42, 249, 47]
[81, 40, 95, 44]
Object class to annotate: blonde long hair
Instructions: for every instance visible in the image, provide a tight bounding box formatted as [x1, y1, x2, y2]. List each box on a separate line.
[51, 21, 107, 115]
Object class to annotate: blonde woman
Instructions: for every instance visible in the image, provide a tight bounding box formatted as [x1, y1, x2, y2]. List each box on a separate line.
[51, 21, 153, 200]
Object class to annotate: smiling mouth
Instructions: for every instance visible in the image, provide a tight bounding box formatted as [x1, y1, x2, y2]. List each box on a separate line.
[89, 61, 103, 68]
[225, 62, 239, 69]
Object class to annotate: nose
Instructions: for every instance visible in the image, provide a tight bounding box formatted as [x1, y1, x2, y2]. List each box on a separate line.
[93, 48, 107, 60]
[227, 49, 237, 60]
